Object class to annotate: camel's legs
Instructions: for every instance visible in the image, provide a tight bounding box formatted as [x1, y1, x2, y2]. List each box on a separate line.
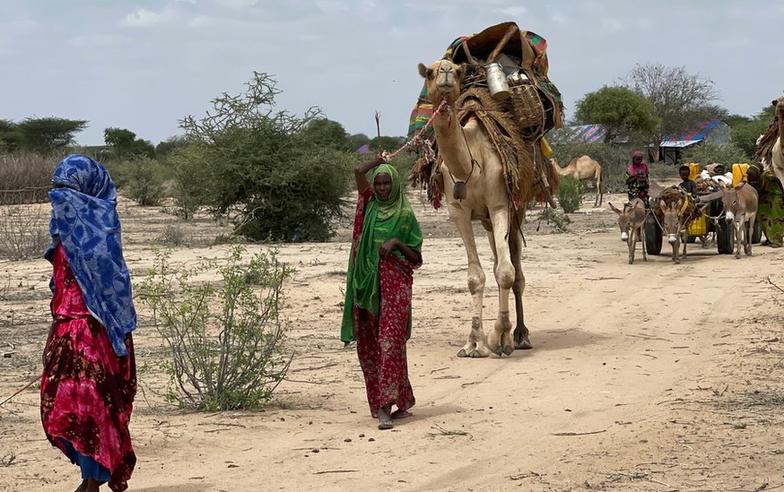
[486, 207, 515, 356]
[453, 211, 490, 358]
[509, 223, 531, 350]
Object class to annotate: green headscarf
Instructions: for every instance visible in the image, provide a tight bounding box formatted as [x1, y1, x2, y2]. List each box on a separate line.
[340, 164, 423, 343]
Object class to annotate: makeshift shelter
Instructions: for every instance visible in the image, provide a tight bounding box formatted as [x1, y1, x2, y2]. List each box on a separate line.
[548, 124, 608, 144]
[659, 119, 731, 164]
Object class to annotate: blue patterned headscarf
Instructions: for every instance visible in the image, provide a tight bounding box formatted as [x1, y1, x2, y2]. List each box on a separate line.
[44, 154, 136, 356]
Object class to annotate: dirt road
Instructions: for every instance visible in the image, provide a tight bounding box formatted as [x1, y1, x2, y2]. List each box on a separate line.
[2, 193, 783, 491]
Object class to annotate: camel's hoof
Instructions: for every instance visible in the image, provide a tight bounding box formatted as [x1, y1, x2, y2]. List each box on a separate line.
[502, 344, 514, 356]
[469, 349, 489, 358]
[457, 348, 468, 358]
[515, 336, 533, 350]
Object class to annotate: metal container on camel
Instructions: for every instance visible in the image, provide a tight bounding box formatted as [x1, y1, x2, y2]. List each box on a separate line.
[485, 62, 510, 98]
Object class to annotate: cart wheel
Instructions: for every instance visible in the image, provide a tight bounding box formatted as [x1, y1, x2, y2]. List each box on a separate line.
[645, 215, 662, 255]
[716, 218, 734, 254]
[751, 220, 762, 244]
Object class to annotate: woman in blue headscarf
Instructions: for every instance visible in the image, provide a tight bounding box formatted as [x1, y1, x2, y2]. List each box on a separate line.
[40, 155, 137, 492]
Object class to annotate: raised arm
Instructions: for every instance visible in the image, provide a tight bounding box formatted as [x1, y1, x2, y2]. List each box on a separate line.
[355, 153, 386, 194]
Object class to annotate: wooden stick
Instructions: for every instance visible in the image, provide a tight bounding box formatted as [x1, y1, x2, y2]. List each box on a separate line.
[314, 470, 358, 475]
[374, 111, 381, 140]
[768, 276, 784, 294]
[487, 25, 518, 64]
[552, 429, 607, 436]
[0, 376, 39, 407]
[461, 40, 477, 65]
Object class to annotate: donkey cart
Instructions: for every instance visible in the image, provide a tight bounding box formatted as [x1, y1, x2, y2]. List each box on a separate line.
[644, 189, 736, 257]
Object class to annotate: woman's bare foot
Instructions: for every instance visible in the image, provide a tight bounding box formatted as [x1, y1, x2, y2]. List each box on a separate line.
[75, 480, 88, 492]
[86, 479, 100, 492]
[377, 406, 393, 430]
[391, 409, 412, 420]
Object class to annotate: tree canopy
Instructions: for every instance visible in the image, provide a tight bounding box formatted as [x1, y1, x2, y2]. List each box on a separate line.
[574, 86, 659, 142]
[16, 117, 87, 152]
[173, 71, 355, 241]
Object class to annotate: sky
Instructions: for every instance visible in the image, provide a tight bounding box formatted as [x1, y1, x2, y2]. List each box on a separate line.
[1, 0, 783, 146]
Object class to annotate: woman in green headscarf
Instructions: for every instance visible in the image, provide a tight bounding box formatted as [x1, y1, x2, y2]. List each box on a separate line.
[341, 154, 423, 430]
[747, 164, 784, 247]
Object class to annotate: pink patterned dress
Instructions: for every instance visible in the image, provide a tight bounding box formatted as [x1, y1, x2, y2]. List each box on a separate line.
[351, 189, 418, 417]
[40, 244, 136, 491]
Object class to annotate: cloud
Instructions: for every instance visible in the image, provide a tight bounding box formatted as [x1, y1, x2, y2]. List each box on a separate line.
[188, 15, 214, 28]
[122, 8, 177, 27]
[495, 6, 528, 18]
[600, 17, 624, 33]
[213, 0, 260, 8]
[68, 33, 128, 48]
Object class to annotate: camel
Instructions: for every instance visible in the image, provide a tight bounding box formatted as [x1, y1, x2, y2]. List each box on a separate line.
[721, 183, 758, 259]
[770, 97, 784, 187]
[550, 156, 604, 206]
[417, 59, 535, 357]
[609, 199, 647, 264]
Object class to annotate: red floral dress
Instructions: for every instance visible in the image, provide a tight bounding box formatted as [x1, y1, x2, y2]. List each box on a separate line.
[351, 190, 417, 417]
[40, 244, 136, 491]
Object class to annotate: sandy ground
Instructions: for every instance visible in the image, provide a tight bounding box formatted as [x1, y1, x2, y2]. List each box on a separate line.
[1, 188, 784, 491]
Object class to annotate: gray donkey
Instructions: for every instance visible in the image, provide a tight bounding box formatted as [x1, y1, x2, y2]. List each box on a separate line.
[609, 198, 647, 264]
[721, 183, 758, 259]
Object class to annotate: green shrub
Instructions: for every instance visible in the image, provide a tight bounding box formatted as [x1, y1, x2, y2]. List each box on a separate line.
[176, 72, 355, 242]
[681, 142, 751, 166]
[155, 225, 187, 247]
[125, 158, 165, 206]
[141, 245, 293, 411]
[557, 175, 583, 213]
[537, 207, 571, 233]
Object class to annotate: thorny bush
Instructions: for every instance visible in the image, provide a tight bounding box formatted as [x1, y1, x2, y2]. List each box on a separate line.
[141, 245, 293, 411]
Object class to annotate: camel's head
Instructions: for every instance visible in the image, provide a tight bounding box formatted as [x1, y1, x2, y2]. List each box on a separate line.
[418, 59, 464, 106]
[660, 199, 683, 244]
[773, 96, 784, 117]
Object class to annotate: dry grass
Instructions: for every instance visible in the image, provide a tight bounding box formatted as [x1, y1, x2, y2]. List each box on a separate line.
[0, 204, 50, 260]
[0, 153, 59, 204]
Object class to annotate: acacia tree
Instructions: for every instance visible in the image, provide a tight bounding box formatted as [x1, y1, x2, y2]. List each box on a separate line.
[16, 117, 87, 152]
[104, 127, 155, 159]
[574, 86, 659, 142]
[174, 71, 354, 241]
[626, 64, 720, 160]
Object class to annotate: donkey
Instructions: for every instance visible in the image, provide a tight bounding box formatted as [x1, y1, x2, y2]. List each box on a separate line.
[609, 199, 647, 264]
[721, 183, 758, 259]
[659, 197, 694, 264]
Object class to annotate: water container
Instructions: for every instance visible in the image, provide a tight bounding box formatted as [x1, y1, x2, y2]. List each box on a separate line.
[688, 162, 700, 181]
[732, 163, 749, 187]
[485, 63, 510, 98]
[688, 215, 708, 237]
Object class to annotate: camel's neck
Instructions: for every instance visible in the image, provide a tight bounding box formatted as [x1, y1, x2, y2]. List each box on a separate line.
[552, 160, 570, 176]
[778, 110, 784, 142]
[432, 107, 475, 182]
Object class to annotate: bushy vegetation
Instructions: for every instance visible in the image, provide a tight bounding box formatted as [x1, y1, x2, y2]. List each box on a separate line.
[0, 206, 50, 260]
[0, 153, 57, 202]
[171, 72, 357, 241]
[141, 246, 293, 411]
[556, 175, 583, 213]
[681, 143, 750, 166]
